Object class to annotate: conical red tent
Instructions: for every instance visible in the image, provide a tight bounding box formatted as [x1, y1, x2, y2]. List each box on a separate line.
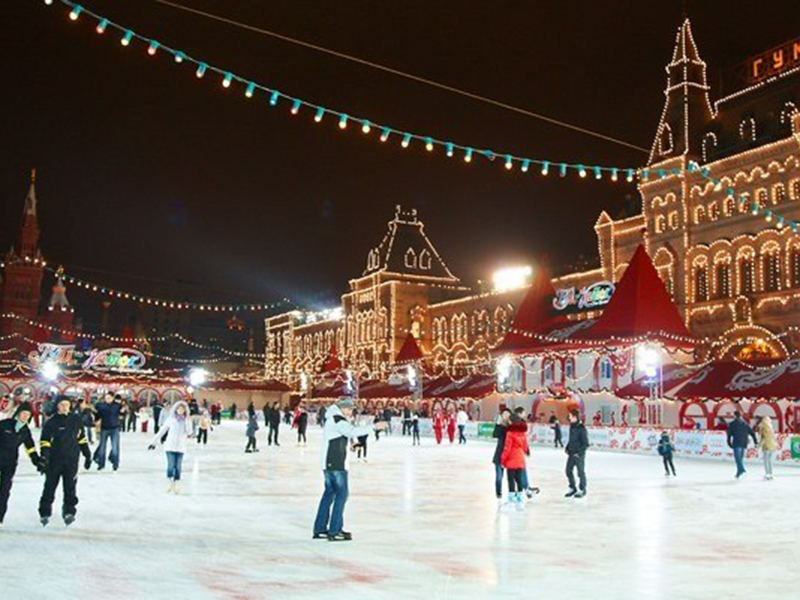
[571, 245, 692, 347]
[395, 333, 424, 364]
[494, 264, 568, 355]
[522, 245, 693, 352]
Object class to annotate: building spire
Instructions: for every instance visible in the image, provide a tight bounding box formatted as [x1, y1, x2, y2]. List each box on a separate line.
[24, 168, 38, 217]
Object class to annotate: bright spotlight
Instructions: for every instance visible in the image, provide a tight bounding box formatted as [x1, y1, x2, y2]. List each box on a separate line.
[188, 368, 207, 387]
[41, 361, 61, 382]
[492, 266, 533, 293]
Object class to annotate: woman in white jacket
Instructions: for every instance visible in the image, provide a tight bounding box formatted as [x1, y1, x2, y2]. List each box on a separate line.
[148, 401, 192, 494]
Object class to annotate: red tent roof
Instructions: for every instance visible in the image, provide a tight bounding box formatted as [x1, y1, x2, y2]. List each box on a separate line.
[572, 245, 692, 346]
[669, 358, 798, 400]
[395, 333, 424, 364]
[358, 378, 413, 399]
[615, 363, 698, 398]
[494, 265, 569, 355]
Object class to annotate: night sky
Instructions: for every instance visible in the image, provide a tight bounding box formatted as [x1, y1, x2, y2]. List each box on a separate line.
[2, 1, 795, 320]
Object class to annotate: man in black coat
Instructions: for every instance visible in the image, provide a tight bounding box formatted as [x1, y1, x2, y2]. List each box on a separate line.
[565, 410, 589, 498]
[492, 409, 511, 504]
[0, 401, 43, 526]
[39, 396, 92, 526]
[94, 393, 122, 471]
[268, 402, 281, 446]
[726, 411, 758, 478]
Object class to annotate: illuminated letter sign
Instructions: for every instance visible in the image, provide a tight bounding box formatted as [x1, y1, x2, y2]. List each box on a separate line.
[82, 348, 146, 372]
[747, 37, 800, 83]
[28, 343, 76, 367]
[554, 281, 615, 312]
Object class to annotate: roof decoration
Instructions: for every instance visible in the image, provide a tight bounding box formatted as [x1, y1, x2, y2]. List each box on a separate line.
[395, 332, 424, 364]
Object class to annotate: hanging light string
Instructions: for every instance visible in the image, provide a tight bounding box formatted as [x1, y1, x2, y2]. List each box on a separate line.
[152, 0, 649, 154]
[47, 0, 639, 181]
[0, 312, 265, 358]
[0, 256, 295, 313]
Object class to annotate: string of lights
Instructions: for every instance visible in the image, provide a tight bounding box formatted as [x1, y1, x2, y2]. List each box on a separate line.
[45, 0, 639, 182]
[0, 257, 295, 314]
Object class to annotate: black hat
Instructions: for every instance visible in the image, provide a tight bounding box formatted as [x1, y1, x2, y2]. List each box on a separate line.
[14, 401, 33, 417]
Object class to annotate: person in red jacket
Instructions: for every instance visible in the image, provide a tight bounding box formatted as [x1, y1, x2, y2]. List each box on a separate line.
[446, 410, 456, 444]
[432, 411, 444, 444]
[500, 415, 530, 510]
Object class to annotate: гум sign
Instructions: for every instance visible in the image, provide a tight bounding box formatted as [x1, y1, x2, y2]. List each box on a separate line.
[82, 348, 146, 372]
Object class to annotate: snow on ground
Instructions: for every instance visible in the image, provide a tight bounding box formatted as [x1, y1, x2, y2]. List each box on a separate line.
[2, 421, 797, 600]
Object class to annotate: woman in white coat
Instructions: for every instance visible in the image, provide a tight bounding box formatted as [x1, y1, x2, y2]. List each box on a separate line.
[148, 401, 192, 493]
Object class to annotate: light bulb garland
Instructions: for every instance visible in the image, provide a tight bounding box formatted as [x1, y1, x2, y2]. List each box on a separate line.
[46, 0, 637, 183]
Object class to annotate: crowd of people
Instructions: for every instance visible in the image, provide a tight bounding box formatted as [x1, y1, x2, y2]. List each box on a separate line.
[0, 391, 787, 536]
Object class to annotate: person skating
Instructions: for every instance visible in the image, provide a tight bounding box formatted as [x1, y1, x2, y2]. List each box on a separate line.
[94, 393, 122, 471]
[79, 399, 95, 445]
[230, 402, 237, 420]
[456, 407, 468, 444]
[500, 414, 529, 511]
[197, 410, 211, 445]
[446, 410, 456, 444]
[411, 411, 421, 446]
[148, 400, 192, 494]
[152, 400, 163, 434]
[267, 402, 281, 446]
[297, 405, 309, 446]
[550, 415, 564, 448]
[492, 409, 511, 506]
[513, 407, 540, 498]
[756, 415, 777, 480]
[0, 402, 43, 526]
[727, 411, 757, 479]
[564, 410, 589, 498]
[245, 414, 259, 453]
[126, 399, 138, 433]
[247, 401, 256, 421]
[318, 405, 327, 428]
[38, 396, 92, 526]
[402, 406, 412, 436]
[433, 410, 444, 444]
[313, 398, 387, 542]
[657, 430, 676, 476]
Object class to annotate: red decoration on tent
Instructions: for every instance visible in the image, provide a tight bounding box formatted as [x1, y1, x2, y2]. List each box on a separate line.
[669, 358, 798, 401]
[395, 333, 424, 364]
[321, 344, 342, 373]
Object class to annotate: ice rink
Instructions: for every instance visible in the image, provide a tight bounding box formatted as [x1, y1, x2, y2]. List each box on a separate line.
[2, 420, 797, 600]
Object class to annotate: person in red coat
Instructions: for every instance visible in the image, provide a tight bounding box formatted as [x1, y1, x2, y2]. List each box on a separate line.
[433, 411, 444, 444]
[446, 411, 456, 444]
[500, 415, 529, 510]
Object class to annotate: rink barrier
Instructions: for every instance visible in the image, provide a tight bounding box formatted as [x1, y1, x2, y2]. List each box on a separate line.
[407, 418, 800, 466]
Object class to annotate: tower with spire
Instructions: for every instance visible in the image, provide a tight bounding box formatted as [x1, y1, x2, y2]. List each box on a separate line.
[648, 18, 714, 165]
[46, 269, 75, 342]
[0, 170, 46, 335]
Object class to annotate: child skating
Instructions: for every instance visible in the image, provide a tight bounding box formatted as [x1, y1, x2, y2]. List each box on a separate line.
[245, 414, 259, 453]
[148, 400, 192, 494]
[657, 430, 676, 477]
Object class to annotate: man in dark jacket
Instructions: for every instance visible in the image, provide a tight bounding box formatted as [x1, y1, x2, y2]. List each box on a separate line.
[268, 402, 281, 446]
[492, 409, 512, 505]
[565, 410, 589, 498]
[152, 400, 163, 434]
[727, 411, 757, 478]
[0, 401, 43, 526]
[94, 393, 122, 471]
[402, 406, 412, 436]
[39, 396, 92, 526]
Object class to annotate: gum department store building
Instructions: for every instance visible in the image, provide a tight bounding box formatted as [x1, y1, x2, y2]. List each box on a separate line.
[265, 20, 800, 385]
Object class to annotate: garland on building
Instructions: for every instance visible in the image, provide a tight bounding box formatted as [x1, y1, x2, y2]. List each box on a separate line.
[45, 0, 637, 182]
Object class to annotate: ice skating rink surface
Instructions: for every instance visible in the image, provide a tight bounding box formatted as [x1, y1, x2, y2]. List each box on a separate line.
[2, 421, 798, 600]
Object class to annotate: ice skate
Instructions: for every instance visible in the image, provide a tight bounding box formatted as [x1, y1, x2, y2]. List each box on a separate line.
[167, 480, 175, 493]
[574, 490, 586, 499]
[565, 489, 577, 498]
[328, 531, 352, 542]
[63, 514, 75, 526]
[172, 482, 180, 495]
[40, 516, 49, 527]
[312, 530, 328, 539]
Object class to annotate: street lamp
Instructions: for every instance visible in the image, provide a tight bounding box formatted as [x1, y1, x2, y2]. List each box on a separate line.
[189, 368, 207, 388]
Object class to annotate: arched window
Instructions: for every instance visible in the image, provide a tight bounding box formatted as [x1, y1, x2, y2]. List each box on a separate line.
[791, 246, 800, 288]
[654, 215, 665, 233]
[693, 259, 709, 302]
[739, 117, 756, 142]
[715, 259, 731, 299]
[564, 358, 575, 381]
[772, 183, 786, 204]
[658, 123, 673, 155]
[791, 179, 800, 201]
[723, 196, 736, 217]
[738, 251, 755, 294]
[597, 356, 613, 388]
[694, 206, 705, 224]
[756, 189, 769, 209]
[542, 359, 554, 386]
[418, 249, 432, 270]
[668, 211, 679, 229]
[404, 248, 417, 269]
[708, 202, 720, 221]
[702, 132, 717, 162]
[762, 245, 782, 292]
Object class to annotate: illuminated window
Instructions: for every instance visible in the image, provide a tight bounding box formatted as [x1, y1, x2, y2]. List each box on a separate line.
[693, 262, 709, 302]
[715, 261, 731, 299]
[564, 358, 575, 380]
[658, 123, 673, 155]
[708, 202, 720, 221]
[543, 359, 554, 386]
[762, 248, 781, 292]
[694, 206, 705, 224]
[772, 183, 786, 204]
[756, 189, 769, 208]
[668, 211, 679, 229]
[404, 248, 417, 269]
[597, 357, 613, 388]
[654, 215, 665, 233]
[739, 254, 755, 294]
[791, 179, 800, 201]
[791, 246, 800, 288]
[723, 196, 736, 217]
[739, 117, 756, 142]
[419, 249, 432, 270]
